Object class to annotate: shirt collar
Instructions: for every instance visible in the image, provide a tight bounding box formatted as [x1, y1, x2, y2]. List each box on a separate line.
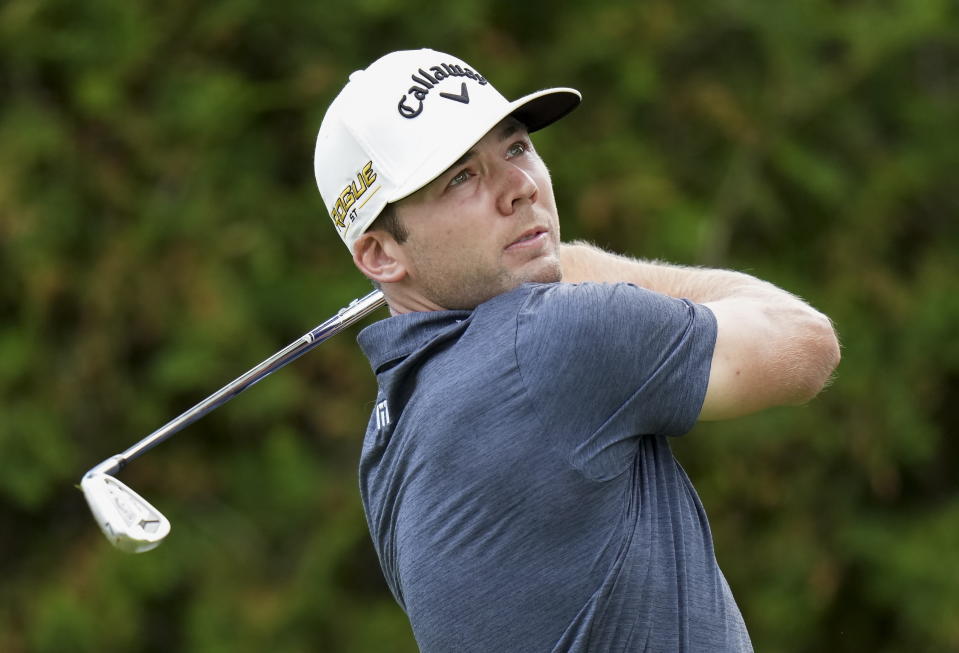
[357, 308, 472, 373]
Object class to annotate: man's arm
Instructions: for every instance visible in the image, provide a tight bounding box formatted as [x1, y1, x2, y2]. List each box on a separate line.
[560, 241, 841, 421]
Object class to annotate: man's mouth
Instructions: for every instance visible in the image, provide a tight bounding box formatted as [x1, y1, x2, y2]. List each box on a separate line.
[506, 228, 548, 250]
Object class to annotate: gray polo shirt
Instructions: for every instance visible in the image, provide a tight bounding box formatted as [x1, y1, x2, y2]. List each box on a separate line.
[357, 282, 752, 652]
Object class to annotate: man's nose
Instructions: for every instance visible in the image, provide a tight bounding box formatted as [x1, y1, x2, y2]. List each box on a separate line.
[496, 163, 538, 216]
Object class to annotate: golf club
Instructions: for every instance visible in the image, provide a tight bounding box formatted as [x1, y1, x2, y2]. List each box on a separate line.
[80, 289, 386, 553]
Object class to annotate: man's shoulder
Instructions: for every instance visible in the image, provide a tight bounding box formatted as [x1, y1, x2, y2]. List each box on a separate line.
[509, 281, 710, 353]
[483, 281, 637, 313]
[494, 281, 649, 325]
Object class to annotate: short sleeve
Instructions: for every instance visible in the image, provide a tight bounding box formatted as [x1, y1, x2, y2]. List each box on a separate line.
[515, 282, 717, 480]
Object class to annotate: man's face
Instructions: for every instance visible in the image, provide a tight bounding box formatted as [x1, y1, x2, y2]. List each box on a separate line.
[391, 118, 562, 310]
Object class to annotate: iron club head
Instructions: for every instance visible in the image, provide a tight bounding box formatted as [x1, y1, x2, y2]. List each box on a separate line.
[78, 291, 386, 552]
[80, 472, 171, 553]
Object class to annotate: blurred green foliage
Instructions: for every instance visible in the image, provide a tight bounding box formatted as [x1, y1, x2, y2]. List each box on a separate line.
[1, 0, 957, 651]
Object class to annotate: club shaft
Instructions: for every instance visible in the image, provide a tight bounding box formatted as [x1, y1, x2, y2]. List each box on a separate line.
[88, 290, 385, 477]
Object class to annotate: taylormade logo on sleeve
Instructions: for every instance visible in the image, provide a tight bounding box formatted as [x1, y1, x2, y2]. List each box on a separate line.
[397, 62, 489, 119]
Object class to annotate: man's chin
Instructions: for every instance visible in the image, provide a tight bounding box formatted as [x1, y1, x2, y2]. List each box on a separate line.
[518, 256, 563, 286]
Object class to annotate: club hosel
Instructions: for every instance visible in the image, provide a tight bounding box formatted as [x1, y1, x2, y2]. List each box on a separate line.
[85, 454, 127, 479]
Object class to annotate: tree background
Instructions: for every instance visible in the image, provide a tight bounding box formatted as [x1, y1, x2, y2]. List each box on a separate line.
[2, 0, 957, 651]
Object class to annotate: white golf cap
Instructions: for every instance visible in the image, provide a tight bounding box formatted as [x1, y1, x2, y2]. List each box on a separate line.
[314, 48, 581, 252]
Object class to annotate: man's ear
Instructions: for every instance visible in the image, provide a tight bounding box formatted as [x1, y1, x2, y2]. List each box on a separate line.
[353, 231, 407, 284]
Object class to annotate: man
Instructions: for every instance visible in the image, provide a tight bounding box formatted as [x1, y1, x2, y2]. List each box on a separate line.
[314, 49, 839, 652]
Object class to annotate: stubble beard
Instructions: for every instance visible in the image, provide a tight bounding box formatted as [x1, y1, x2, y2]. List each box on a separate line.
[414, 249, 562, 311]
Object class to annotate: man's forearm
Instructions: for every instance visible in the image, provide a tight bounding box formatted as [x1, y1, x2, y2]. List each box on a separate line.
[560, 240, 841, 418]
[560, 240, 778, 303]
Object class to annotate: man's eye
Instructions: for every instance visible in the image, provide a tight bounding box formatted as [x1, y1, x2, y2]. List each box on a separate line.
[449, 170, 470, 187]
[507, 141, 529, 157]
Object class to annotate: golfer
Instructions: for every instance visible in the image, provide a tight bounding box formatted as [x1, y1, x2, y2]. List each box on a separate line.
[314, 48, 840, 652]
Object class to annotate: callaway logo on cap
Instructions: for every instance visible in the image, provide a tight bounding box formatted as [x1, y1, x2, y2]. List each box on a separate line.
[314, 48, 581, 252]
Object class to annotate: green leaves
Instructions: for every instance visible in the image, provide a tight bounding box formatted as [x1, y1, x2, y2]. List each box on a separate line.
[1, 1, 957, 651]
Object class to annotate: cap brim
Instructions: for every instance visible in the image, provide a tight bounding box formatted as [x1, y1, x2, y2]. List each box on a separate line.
[390, 87, 581, 203]
[509, 87, 582, 133]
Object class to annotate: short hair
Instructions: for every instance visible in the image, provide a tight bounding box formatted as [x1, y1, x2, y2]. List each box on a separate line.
[368, 203, 408, 244]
